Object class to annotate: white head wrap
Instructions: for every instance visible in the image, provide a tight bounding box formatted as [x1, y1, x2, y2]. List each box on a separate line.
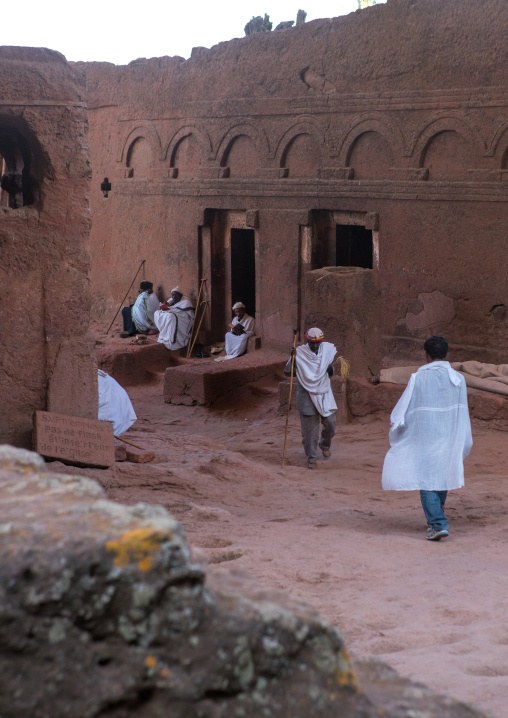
[171, 286, 182, 294]
[232, 302, 245, 310]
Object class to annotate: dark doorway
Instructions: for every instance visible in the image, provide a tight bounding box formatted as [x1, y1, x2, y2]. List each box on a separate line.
[336, 225, 373, 269]
[231, 228, 256, 317]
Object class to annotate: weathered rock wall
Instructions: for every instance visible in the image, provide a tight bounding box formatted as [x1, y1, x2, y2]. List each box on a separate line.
[0, 48, 97, 448]
[0, 444, 489, 718]
[83, 0, 508, 371]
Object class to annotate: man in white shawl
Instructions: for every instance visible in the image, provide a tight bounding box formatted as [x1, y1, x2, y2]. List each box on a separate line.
[224, 302, 255, 360]
[122, 280, 159, 336]
[98, 370, 137, 436]
[284, 327, 337, 469]
[382, 335, 472, 541]
[154, 286, 195, 351]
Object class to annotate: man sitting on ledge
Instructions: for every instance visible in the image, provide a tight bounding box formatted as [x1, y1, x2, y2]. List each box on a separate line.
[121, 280, 159, 336]
[223, 302, 255, 360]
[154, 286, 195, 351]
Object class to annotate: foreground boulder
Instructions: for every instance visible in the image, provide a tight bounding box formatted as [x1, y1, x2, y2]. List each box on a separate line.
[0, 446, 487, 717]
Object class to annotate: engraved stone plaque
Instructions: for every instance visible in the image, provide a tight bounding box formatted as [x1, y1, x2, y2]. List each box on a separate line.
[34, 411, 114, 468]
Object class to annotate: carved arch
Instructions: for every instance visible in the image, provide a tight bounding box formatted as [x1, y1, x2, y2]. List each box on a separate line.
[164, 124, 213, 165]
[215, 122, 270, 165]
[274, 117, 324, 166]
[409, 112, 486, 166]
[337, 114, 406, 167]
[117, 122, 163, 165]
[487, 118, 508, 164]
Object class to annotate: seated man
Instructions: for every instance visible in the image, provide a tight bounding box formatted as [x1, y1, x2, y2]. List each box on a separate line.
[154, 286, 195, 351]
[121, 280, 159, 336]
[224, 302, 255, 360]
[98, 370, 137, 436]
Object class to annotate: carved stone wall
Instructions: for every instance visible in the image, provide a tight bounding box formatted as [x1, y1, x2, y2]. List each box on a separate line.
[0, 47, 97, 448]
[84, 0, 508, 369]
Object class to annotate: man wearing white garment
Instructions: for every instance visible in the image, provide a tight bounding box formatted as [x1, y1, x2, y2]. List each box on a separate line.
[285, 327, 337, 469]
[122, 281, 159, 336]
[224, 302, 255, 360]
[382, 336, 472, 541]
[154, 287, 195, 351]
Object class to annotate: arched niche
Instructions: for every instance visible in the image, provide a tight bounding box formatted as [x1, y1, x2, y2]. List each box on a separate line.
[421, 131, 471, 180]
[0, 122, 41, 209]
[281, 133, 320, 177]
[347, 131, 393, 180]
[171, 134, 202, 178]
[222, 135, 262, 178]
[126, 137, 153, 178]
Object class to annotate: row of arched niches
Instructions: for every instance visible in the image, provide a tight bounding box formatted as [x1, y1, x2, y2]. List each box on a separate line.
[119, 114, 508, 182]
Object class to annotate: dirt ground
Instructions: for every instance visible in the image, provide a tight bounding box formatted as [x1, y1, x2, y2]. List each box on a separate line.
[67, 370, 508, 718]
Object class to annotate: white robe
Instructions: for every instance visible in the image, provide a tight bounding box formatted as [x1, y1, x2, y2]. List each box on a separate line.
[382, 361, 472, 491]
[131, 291, 159, 332]
[295, 341, 337, 417]
[98, 370, 137, 436]
[224, 315, 255, 359]
[154, 298, 194, 351]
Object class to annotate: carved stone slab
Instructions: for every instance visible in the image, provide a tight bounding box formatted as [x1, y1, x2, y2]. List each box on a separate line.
[34, 411, 114, 468]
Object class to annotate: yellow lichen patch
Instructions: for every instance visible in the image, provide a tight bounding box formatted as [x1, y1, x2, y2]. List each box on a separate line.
[145, 655, 157, 668]
[138, 556, 154, 572]
[335, 647, 358, 691]
[106, 528, 170, 569]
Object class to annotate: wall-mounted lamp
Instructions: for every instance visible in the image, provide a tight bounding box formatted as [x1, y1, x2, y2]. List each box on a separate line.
[100, 177, 112, 198]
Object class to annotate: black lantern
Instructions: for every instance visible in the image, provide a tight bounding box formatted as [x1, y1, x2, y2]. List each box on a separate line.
[100, 177, 112, 198]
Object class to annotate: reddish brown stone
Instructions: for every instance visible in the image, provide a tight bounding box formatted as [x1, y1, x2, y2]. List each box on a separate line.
[114, 443, 127, 461]
[34, 411, 114, 468]
[125, 448, 155, 463]
[164, 351, 286, 406]
[347, 378, 405, 418]
[0, 48, 96, 449]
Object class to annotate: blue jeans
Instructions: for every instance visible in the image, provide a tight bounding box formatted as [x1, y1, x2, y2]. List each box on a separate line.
[420, 490, 448, 531]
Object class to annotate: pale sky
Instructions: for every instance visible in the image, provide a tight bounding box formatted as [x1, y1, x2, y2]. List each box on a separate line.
[3, 0, 385, 66]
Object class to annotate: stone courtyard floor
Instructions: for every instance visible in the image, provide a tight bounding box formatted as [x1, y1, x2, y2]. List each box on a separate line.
[63, 374, 508, 718]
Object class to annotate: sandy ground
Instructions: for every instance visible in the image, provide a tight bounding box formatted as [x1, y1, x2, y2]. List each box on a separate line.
[68, 372, 508, 718]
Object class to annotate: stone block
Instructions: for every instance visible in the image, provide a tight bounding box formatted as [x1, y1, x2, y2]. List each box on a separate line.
[164, 351, 286, 406]
[126, 448, 155, 463]
[34, 411, 114, 468]
[347, 377, 404, 418]
[114, 443, 127, 461]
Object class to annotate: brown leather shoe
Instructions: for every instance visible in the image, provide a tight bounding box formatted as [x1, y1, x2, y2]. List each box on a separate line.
[322, 450, 331, 458]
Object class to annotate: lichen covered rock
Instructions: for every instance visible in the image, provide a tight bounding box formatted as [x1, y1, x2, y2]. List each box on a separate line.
[0, 445, 488, 718]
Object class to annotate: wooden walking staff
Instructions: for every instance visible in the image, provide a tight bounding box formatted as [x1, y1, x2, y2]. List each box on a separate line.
[106, 259, 146, 334]
[187, 278, 207, 357]
[281, 330, 298, 468]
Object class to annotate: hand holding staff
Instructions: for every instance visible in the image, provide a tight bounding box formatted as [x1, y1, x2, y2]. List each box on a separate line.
[281, 330, 298, 468]
[106, 259, 146, 334]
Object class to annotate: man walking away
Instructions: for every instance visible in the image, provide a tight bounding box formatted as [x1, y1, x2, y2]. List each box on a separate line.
[285, 328, 337, 470]
[382, 335, 472, 540]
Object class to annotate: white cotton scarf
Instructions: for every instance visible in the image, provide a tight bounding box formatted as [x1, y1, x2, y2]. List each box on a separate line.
[295, 341, 338, 417]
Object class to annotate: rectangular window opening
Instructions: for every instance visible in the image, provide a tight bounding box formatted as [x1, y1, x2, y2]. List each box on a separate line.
[336, 224, 373, 269]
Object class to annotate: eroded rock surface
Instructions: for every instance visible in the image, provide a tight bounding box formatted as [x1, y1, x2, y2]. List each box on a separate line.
[0, 445, 488, 717]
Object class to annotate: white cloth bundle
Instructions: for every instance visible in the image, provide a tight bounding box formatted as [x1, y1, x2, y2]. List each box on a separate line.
[98, 370, 137, 436]
[295, 341, 337, 417]
[382, 361, 472, 491]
